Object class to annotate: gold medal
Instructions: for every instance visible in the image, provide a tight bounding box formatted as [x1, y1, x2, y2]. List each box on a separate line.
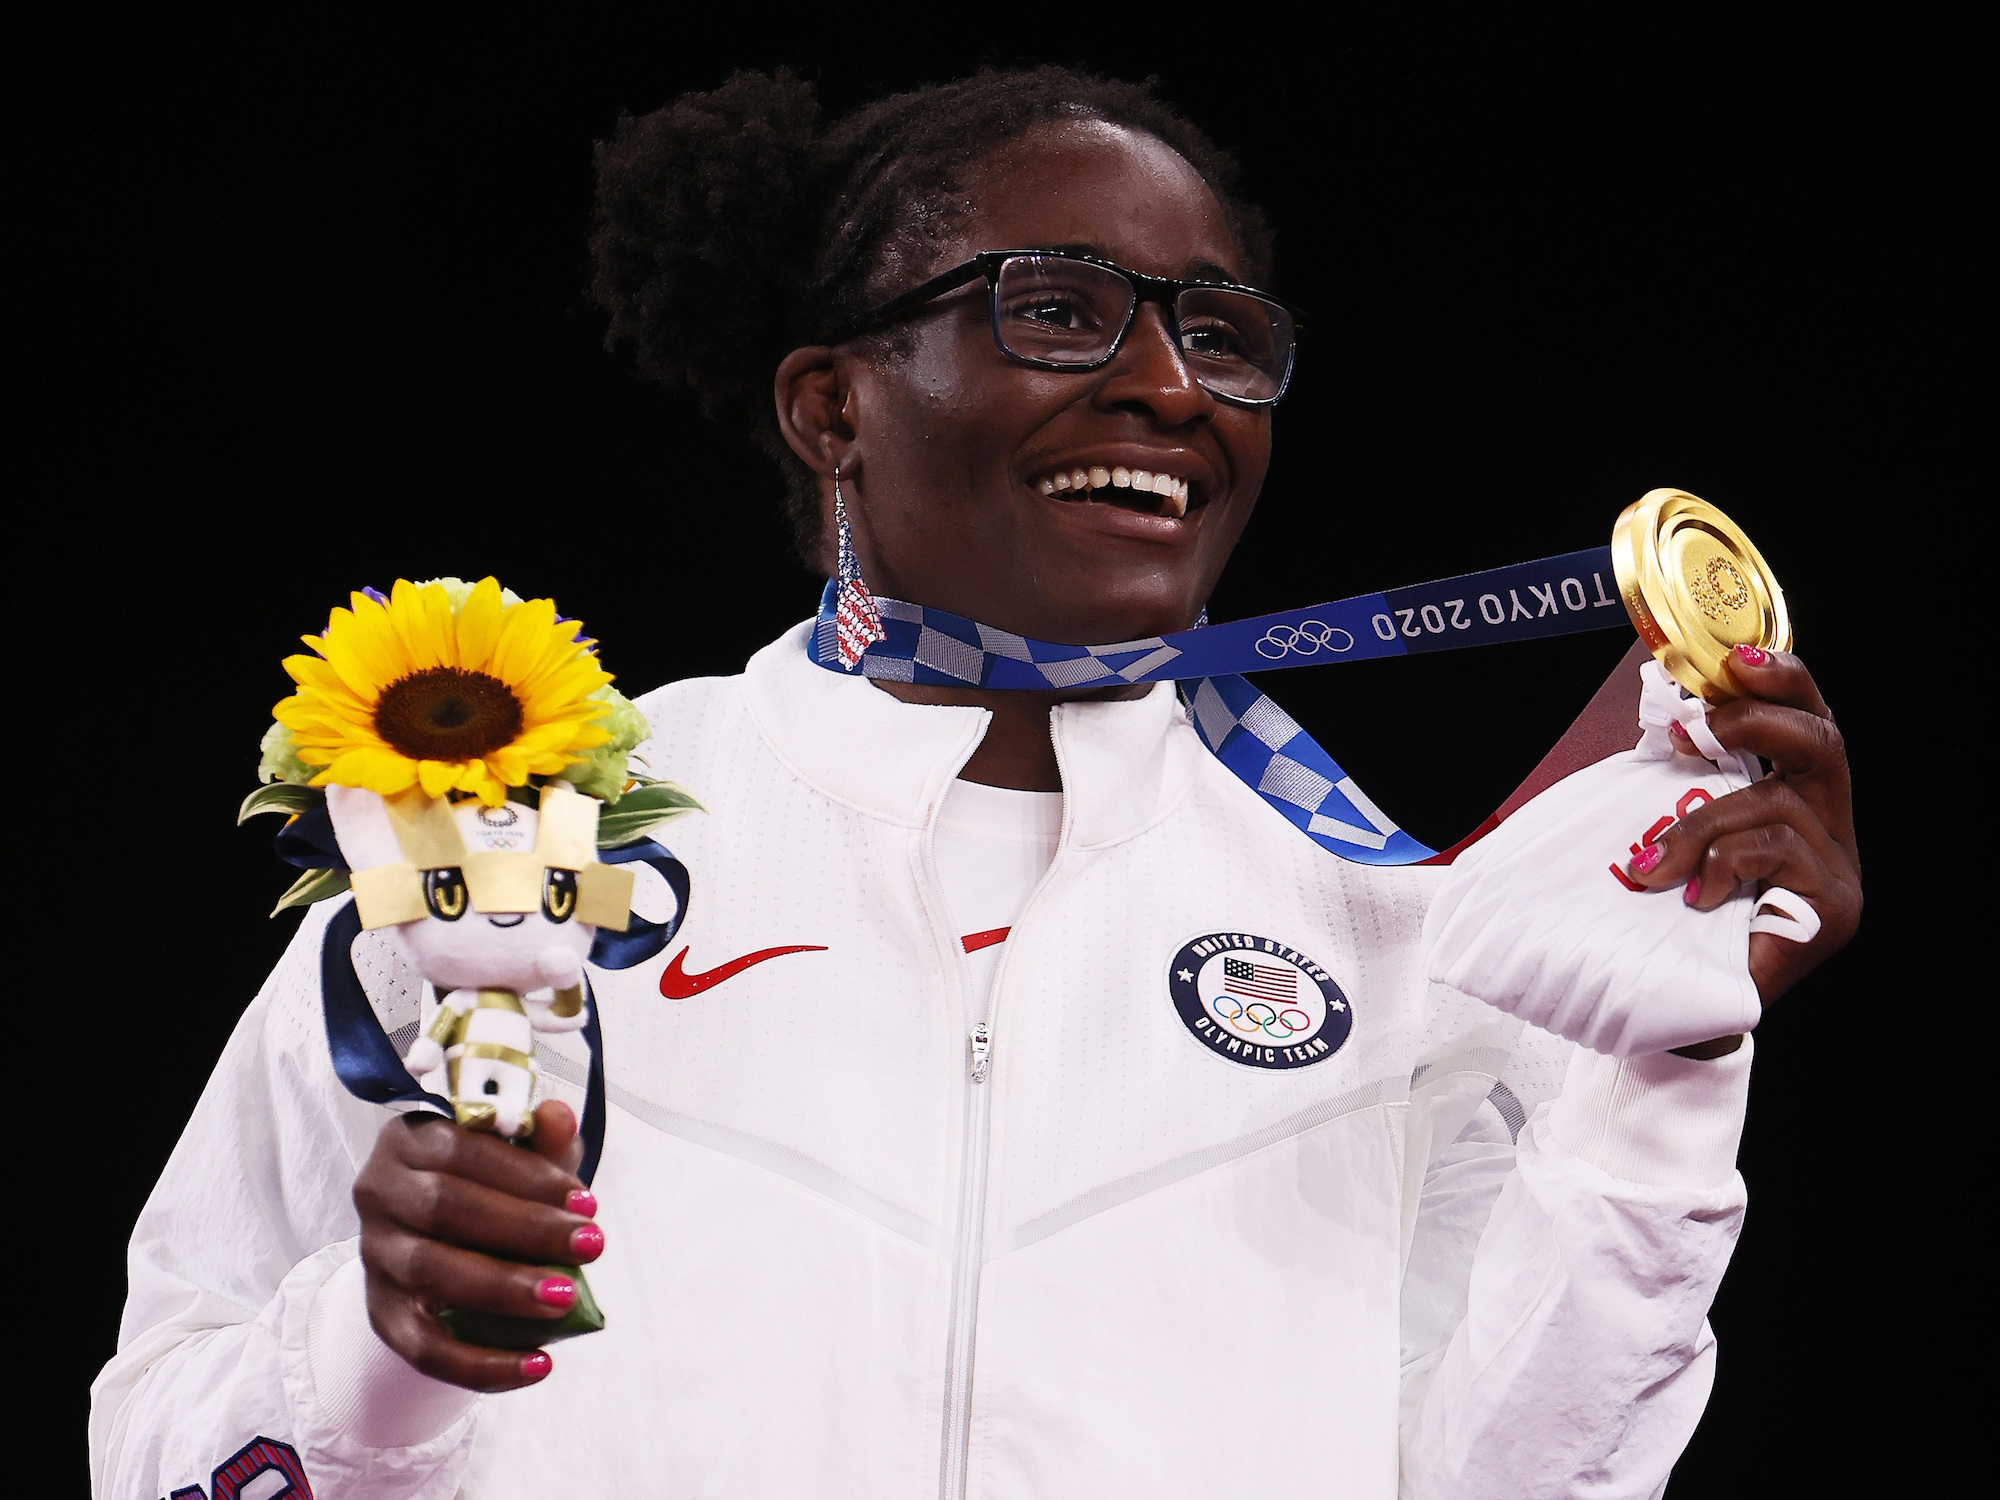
[1612, 489, 1791, 701]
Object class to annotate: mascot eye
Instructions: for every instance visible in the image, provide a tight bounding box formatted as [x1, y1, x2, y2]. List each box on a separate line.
[543, 868, 578, 923]
[424, 867, 468, 921]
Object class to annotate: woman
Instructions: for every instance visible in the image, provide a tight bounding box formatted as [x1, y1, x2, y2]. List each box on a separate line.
[92, 66, 1860, 1497]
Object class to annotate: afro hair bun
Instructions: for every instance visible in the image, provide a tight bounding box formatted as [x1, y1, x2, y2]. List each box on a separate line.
[589, 67, 823, 419]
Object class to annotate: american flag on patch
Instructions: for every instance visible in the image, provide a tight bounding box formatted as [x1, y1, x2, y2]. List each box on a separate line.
[1223, 956, 1297, 1002]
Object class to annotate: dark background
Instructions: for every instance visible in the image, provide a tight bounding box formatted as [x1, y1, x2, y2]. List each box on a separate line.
[34, 10, 1980, 1493]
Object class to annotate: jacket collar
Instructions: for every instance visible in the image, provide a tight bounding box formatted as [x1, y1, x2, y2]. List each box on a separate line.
[741, 622, 1201, 847]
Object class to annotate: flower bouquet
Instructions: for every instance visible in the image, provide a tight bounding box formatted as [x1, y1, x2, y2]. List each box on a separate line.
[240, 577, 697, 1348]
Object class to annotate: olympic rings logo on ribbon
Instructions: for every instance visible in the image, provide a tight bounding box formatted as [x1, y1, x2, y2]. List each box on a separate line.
[1253, 620, 1355, 660]
[1211, 993, 1316, 1039]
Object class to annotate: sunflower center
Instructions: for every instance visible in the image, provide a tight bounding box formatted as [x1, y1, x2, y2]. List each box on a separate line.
[374, 668, 525, 762]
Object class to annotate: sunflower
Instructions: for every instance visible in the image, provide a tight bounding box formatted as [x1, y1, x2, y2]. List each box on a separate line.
[275, 577, 613, 806]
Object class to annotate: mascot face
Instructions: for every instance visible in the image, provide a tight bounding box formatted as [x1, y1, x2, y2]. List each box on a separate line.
[326, 782, 633, 994]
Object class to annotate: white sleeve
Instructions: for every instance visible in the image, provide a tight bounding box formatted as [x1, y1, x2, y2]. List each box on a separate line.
[1400, 1034, 1752, 1499]
[88, 900, 480, 1499]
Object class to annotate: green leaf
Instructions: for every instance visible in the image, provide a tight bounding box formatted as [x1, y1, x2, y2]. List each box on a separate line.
[239, 782, 324, 824]
[438, 1262, 605, 1348]
[596, 782, 704, 847]
[271, 866, 350, 916]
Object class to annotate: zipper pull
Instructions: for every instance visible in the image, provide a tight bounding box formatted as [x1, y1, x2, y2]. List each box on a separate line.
[969, 1022, 991, 1084]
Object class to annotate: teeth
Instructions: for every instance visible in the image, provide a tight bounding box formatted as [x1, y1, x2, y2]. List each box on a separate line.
[1033, 465, 1194, 514]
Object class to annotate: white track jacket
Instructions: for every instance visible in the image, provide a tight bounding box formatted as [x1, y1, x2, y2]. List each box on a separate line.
[93, 624, 1754, 1499]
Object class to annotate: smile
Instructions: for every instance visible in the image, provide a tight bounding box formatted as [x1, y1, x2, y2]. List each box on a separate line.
[1031, 464, 1193, 518]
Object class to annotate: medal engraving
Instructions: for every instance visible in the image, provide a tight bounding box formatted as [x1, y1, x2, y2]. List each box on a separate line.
[1613, 489, 1790, 701]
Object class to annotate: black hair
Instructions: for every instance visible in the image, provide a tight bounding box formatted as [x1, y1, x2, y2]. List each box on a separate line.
[588, 65, 1274, 562]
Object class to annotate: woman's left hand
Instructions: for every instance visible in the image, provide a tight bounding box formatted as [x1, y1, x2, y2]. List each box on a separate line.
[1627, 644, 1862, 1048]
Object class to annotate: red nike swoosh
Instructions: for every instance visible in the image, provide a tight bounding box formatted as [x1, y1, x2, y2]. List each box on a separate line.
[659, 944, 828, 999]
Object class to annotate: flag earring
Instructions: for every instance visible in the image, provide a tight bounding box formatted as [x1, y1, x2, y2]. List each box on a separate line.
[832, 466, 886, 670]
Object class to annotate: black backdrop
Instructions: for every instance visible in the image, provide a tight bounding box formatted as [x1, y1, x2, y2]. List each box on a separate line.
[37, 11, 1979, 1494]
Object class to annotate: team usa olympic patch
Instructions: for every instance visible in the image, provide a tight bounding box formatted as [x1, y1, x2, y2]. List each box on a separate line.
[1168, 932, 1352, 1069]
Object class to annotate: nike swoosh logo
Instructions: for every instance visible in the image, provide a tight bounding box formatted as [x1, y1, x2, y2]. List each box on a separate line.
[658, 944, 828, 999]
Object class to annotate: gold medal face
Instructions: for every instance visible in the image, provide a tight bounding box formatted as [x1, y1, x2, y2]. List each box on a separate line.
[1612, 489, 1791, 701]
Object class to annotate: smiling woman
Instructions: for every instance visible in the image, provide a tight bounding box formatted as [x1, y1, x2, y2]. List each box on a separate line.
[95, 61, 1862, 1500]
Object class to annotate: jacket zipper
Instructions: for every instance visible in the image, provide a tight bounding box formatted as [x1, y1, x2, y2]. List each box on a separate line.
[939, 1015, 993, 1500]
[935, 716, 1074, 1500]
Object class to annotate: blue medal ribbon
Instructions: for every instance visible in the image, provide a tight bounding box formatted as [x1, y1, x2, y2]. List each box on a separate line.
[809, 546, 1630, 865]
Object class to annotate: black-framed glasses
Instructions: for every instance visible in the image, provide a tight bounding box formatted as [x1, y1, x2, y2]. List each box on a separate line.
[838, 249, 1304, 406]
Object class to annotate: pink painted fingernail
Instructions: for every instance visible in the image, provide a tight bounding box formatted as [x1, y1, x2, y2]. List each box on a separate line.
[536, 1276, 576, 1309]
[570, 1224, 604, 1262]
[1734, 644, 1769, 666]
[1683, 878, 1701, 906]
[1668, 720, 1691, 741]
[565, 1190, 597, 1218]
[1629, 843, 1663, 874]
[521, 1351, 552, 1380]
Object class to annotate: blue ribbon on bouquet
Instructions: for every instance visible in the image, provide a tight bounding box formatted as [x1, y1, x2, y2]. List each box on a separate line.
[811, 546, 1630, 865]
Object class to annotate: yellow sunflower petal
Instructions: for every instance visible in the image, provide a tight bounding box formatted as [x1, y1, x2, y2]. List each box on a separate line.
[313, 745, 420, 794]
[281, 657, 369, 712]
[285, 704, 378, 735]
[486, 596, 561, 686]
[513, 702, 606, 741]
[276, 678, 373, 722]
[454, 577, 506, 670]
[522, 750, 584, 776]
[281, 652, 323, 687]
[506, 620, 590, 683]
[514, 656, 613, 711]
[423, 581, 460, 668]
[542, 721, 611, 753]
[385, 580, 455, 672]
[351, 592, 425, 685]
[457, 761, 509, 806]
[509, 720, 602, 754]
[514, 674, 613, 728]
[316, 611, 403, 703]
[414, 760, 460, 798]
[481, 747, 531, 785]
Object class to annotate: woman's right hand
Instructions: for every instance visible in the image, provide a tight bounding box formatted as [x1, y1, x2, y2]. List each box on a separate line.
[352, 1098, 604, 1390]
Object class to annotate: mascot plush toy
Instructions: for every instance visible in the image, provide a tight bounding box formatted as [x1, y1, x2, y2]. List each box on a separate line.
[328, 780, 627, 1138]
[241, 576, 696, 1348]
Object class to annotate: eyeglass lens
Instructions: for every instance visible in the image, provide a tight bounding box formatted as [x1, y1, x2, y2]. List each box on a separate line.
[994, 255, 1293, 403]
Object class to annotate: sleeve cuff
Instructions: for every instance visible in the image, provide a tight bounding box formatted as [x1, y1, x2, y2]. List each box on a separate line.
[305, 1250, 480, 1449]
[1549, 1034, 1753, 1190]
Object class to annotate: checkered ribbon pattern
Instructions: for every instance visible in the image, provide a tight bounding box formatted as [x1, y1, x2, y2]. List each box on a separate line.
[808, 543, 1628, 867]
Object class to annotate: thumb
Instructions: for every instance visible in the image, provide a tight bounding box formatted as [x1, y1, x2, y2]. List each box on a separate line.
[527, 1099, 585, 1177]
